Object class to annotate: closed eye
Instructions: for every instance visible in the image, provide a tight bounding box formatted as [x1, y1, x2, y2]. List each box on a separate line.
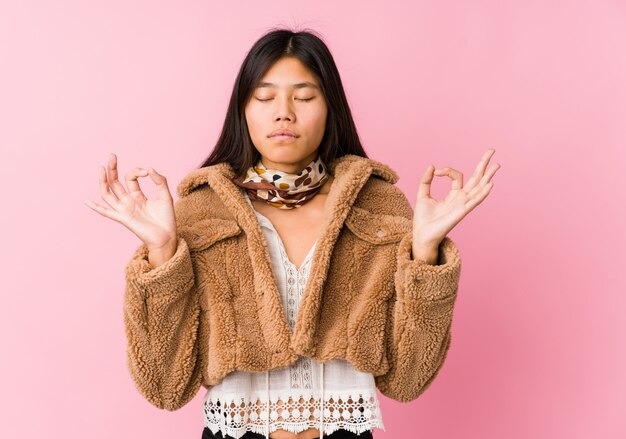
[255, 97, 315, 102]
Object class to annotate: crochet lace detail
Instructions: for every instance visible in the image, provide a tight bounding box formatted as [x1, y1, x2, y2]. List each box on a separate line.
[203, 391, 385, 439]
[276, 230, 315, 334]
[290, 356, 313, 389]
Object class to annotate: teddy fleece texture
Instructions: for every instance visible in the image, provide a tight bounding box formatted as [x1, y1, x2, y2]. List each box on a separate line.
[123, 154, 462, 412]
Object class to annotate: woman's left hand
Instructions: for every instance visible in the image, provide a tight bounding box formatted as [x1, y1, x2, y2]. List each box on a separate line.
[411, 148, 501, 263]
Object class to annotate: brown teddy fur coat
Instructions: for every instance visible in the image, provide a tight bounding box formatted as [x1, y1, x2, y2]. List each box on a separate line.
[123, 154, 462, 411]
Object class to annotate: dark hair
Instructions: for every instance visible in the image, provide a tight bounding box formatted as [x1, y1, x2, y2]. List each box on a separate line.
[197, 27, 368, 177]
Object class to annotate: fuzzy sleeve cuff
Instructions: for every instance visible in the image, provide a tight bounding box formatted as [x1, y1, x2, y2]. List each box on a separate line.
[124, 236, 194, 299]
[395, 233, 462, 303]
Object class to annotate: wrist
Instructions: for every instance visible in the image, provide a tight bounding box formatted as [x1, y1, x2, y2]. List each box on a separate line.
[410, 237, 440, 265]
[147, 237, 178, 269]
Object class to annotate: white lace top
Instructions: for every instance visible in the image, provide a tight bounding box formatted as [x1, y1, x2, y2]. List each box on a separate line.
[202, 190, 386, 439]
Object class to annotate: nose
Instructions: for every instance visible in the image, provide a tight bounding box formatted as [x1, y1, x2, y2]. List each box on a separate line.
[273, 96, 295, 122]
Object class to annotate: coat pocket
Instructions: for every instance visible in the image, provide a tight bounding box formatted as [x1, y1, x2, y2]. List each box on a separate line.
[178, 218, 242, 252]
[344, 206, 412, 245]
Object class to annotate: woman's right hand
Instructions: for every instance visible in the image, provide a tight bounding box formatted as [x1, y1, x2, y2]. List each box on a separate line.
[84, 153, 178, 256]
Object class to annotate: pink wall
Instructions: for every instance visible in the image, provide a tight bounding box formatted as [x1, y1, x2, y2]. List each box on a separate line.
[1, 0, 624, 438]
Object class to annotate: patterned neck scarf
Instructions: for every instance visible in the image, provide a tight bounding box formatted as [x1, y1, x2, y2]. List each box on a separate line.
[231, 155, 329, 209]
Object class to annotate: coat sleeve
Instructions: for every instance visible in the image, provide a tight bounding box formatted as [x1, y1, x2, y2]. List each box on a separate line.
[123, 234, 203, 411]
[374, 186, 462, 402]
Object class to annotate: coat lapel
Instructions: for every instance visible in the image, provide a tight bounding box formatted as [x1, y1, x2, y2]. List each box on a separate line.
[177, 154, 400, 358]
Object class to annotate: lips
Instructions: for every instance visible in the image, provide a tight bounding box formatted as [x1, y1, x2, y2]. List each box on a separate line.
[269, 129, 298, 137]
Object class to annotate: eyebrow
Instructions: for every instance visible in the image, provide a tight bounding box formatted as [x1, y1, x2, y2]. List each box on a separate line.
[256, 81, 319, 90]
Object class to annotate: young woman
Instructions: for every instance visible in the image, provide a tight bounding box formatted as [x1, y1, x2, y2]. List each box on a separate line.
[85, 29, 500, 439]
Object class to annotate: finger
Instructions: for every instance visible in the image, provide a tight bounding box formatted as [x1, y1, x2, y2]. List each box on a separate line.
[466, 162, 501, 199]
[465, 182, 494, 212]
[145, 168, 173, 202]
[417, 164, 435, 200]
[433, 167, 464, 191]
[98, 165, 121, 209]
[465, 148, 496, 193]
[481, 162, 501, 184]
[125, 167, 149, 193]
[106, 153, 128, 199]
[83, 199, 123, 223]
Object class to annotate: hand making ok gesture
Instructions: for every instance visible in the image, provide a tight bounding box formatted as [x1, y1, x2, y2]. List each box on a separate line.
[411, 148, 501, 263]
[83, 153, 179, 266]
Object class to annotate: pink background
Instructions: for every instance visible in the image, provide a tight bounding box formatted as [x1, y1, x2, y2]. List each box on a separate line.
[1, 1, 625, 438]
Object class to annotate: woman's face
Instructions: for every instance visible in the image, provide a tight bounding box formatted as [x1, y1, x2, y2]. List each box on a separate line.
[244, 56, 328, 173]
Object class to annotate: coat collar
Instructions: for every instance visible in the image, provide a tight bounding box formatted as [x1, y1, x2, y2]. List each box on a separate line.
[175, 154, 400, 357]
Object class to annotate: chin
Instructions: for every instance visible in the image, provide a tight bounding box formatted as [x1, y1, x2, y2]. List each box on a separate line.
[261, 148, 311, 163]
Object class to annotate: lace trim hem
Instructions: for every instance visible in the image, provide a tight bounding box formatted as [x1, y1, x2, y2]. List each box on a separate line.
[203, 391, 385, 438]
[204, 418, 386, 439]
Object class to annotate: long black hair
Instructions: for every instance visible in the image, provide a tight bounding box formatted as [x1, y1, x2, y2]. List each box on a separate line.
[197, 27, 368, 178]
